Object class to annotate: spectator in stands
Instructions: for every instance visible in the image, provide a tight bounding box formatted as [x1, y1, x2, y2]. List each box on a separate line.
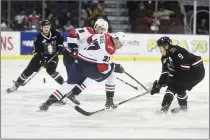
[20, 17, 29, 31]
[153, 4, 174, 20]
[28, 10, 40, 30]
[63, 20, 74, 31]
[169, 21, 183, 34]
[92, 2, 104, 18]
[60, 11, 74, 27]
[131, 2, 147, 19]
[91, 2, 112, 32]
[14, 8, 26, 30]
[52, 18, 63, 32]
[1, 20, 11, 31]
[130, 2, 148, 32]
[81, 2, 93, 27]
[197, 18, 209, 35]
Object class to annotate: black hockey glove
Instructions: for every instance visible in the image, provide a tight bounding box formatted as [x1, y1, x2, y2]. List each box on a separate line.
[150, 80, 161, 95]
[57, 44, 64, 55]
[40, 55, 48, 67]
[68, 43, 78, 57]
[111, 63, 124, 73]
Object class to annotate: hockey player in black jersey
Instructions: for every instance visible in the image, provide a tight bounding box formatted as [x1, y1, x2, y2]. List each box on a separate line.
[6, 20, 65, 93]
[150, 36, 205, 114]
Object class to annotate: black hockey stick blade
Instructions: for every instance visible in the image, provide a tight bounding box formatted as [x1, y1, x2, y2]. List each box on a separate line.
[74, 106, 110, 116]
[74, 91, 148, 116]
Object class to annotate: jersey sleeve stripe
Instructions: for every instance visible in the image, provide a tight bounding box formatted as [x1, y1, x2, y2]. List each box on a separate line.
[180, 65, 190, 68]
[77, 53, 97, 63]
[192, 58, 202, 66]
[67, 37, 78, 44]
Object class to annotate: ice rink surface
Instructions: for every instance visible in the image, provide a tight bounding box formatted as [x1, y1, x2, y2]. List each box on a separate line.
[1, 60, 209, 139]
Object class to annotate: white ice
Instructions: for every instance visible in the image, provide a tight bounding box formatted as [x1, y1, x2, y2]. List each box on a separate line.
[1, 60, 209, 139]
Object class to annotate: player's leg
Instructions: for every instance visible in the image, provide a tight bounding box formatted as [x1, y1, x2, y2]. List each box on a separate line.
[45, 56, 64, 85]
[171, 91, 188, 113]
[66, 78, 93, 105]
[171, 66, 205, 113]
[104, 72, 117, 108]
[39, 61, 85, 111]
[6, 55, 42, 93]
[63, 51, 74, 75]
[156, 86, 176, 114]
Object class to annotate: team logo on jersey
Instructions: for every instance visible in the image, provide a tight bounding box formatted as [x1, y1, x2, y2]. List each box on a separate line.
[42, 39, 46, 43]
[169, 57, 173, 62]
[108, 45, 114, 50]
[163, 58, 167, 64]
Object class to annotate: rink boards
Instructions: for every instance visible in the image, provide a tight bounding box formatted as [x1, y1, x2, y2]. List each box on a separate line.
[1, 32, 209, 61]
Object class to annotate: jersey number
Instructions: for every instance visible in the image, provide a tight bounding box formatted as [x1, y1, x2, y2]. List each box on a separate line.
[103, 56, 110, 62]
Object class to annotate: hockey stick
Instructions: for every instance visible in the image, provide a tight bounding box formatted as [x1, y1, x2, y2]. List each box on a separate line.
[74, 91, 149, 116]
[123, 71, 149, 92]
[15, 53, 59, 86]
[116, 77, 138, 90]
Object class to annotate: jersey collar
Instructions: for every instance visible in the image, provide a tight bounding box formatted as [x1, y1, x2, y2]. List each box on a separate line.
[41, 31, 52, 40]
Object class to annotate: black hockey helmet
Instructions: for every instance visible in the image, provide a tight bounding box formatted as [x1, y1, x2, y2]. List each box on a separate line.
[40, 19, 51, 27]
[157, 36, 172, 48]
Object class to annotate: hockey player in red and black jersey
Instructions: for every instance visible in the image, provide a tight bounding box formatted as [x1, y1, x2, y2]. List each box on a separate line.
[150, 36, 205, 114]
[6, 20, 65, 93]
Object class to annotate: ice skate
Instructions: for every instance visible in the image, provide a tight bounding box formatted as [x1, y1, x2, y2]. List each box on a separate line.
[105, 97, 117, 109]
[67, 93, 80, 105]
[39, 102, 49, 111]
[54, 100, 66, 106]
[6, 85, 19, 93]
[171, 106, 188, 114]
[155, 104, 169, 115]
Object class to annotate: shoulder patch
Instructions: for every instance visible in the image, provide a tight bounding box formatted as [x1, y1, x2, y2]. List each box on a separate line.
[86, 27, 95, 34]
[105, 34, 115, 55]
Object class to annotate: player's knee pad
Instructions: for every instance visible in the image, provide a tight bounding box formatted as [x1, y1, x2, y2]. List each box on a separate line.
[161, 90, 175, 107]
[177, 92, 188, 107]
[51, 72, 64, 85]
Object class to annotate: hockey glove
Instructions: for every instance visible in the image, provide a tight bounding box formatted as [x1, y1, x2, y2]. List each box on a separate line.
[111, 63, 124, 73]
[150, 80, 161, 95]
[40, 55, 48, 67]
[67, 43, 78, 58]
[57, 44, 64, 55]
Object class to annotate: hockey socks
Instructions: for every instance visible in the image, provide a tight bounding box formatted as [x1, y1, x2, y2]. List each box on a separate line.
[16, 73, 28, 86]
[51, 72, 64, 85]
[171, 92, 188, 113]
[156, 91, 175, 114]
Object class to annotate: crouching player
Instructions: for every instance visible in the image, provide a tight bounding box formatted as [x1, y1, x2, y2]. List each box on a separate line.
[150, 36, 205, 114]
[39, 32, 127, 111]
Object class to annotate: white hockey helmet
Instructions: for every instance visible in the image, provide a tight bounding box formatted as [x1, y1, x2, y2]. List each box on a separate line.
[94, 19, 109, 33]
[112, 32, 127, 46]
